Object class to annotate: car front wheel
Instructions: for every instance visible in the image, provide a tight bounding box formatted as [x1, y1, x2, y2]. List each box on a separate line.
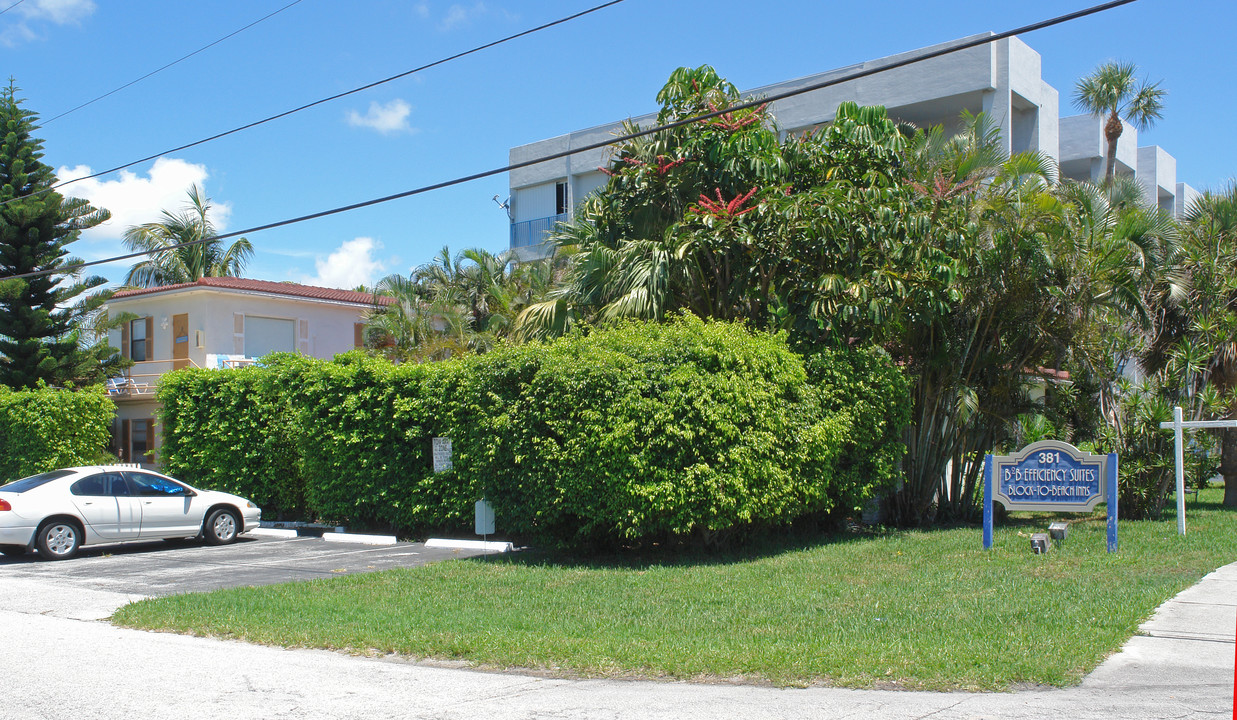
[36, 521, 81, 560]
[203, 509, 239, 545]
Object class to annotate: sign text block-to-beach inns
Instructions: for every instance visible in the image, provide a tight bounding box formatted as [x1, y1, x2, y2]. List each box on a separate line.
[983, 440, 1118, 553]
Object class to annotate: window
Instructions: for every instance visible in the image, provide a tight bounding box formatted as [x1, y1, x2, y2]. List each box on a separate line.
[243, 316, 295, 358]
[555, 181, 569, 215]
[70, 474, 107, 496]
[130, 318, 147, 361]
[70, 473, 128, 497]
[0, 470, 74, 493]
[131, 419, 149, 461]
[125, 472, 192, 497]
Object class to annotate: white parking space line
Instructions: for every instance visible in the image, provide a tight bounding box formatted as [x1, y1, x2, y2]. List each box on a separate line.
[240, 539, 421, 561]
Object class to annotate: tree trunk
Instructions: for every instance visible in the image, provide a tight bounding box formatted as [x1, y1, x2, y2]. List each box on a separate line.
[1222, 428, 1237, 508]
[1103, 111, 1124, 184]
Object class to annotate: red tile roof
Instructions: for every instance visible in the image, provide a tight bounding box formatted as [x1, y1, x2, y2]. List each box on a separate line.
[110, 277, 393, 306]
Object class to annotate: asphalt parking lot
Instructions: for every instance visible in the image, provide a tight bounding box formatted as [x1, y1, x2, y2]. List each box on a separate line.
[0, 532, 489, 598]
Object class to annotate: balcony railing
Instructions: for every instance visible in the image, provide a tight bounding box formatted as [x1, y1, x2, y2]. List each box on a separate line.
[510, 213, 568, 249]
[106, 358, 200, 399]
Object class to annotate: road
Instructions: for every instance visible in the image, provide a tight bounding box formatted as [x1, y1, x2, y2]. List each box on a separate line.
[2, 535, 1233, 719]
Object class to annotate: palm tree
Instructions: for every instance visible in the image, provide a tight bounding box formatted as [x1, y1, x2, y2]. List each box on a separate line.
[366, 246, 560, 361]
[364, 273, 469, 363]
[1073, 61, 1166, 185]
[1152, 184, 1237, 507]
[122, 185, 254, 287]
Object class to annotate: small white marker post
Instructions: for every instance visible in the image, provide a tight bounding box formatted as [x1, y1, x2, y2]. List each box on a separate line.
[1159, 407, 1237, 536]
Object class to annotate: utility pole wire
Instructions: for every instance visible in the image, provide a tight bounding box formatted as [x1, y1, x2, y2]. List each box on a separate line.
[9, 0, 629, 207]
[0, 0, 28, 17]
[44, 0, 309, 125]
[0, 0, 1139, 282]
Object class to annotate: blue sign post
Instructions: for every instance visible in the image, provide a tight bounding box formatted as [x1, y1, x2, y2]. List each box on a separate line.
[983, 440, 1118, 552]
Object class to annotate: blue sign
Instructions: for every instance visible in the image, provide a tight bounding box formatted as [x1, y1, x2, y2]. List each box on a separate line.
[992, 441, 1107, 512]
[983, 440, 1119, 553]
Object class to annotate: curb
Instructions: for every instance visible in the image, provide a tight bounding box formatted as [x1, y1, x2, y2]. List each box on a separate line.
[249, 528, 398, 545]
[425, 538, 514, 553]
[322, 532, 397, 546]
[248, 528, 298, 539]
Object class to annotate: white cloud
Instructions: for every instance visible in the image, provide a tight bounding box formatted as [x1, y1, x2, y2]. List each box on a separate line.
[346, 99, 415, 135]
[57, 157, 229, 242]
[19, 0, 96, 24]
[2, 0, 95, 45]
[413, 2, 430, 20]
[305, 237, 386, 289]
[439, 2, 486, 31]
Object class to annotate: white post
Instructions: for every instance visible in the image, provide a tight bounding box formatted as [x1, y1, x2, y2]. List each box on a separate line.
[1173, 406, 1186, 536]
[1159, 410, 1237, 539]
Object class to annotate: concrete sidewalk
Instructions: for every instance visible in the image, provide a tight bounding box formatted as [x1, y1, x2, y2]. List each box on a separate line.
[3, 562, 1234, 719]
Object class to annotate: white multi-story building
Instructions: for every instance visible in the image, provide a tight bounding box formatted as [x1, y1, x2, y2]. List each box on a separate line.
[507, 32, 1196, 259]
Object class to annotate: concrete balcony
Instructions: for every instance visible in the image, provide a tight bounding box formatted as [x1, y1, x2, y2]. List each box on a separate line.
[106, 358, 201, 400]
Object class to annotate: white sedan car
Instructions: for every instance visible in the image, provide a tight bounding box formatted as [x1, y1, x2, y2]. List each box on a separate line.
[0, 465, 261, 560]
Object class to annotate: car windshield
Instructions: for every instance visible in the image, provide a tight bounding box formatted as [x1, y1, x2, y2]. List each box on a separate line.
[0, 469, 76, 493]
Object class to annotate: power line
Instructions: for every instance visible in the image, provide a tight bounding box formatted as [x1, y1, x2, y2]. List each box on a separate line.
[12, 0, 629, 208]
[0, 0, 1139, 283]
[0, 0, 28, 17]
[43, 0, 309, 125]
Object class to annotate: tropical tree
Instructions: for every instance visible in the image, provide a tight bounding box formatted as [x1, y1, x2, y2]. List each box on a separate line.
[363, 272, 468, 363]
[514, 65, 1193, 525]
[1073, 61, 1166, 184]
[0, 82, 114, 388]
[1141, 184, 1237, 507]
[122, 185, 253, 287]
[367, 246, 560, 361]
[516, 66, 950, 351]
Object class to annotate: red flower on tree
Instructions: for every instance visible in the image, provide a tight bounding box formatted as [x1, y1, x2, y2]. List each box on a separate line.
[600, 155, 687, 178]
[700, 101, 768, 131]
[908, 171, 980, 202]
[654, 155, 685, 175]
[694, 187, 760, 218]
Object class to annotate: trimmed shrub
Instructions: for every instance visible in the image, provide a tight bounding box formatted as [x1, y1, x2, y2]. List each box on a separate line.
[154, 318, 907, 550]
[802, 346, 910, 513]
[457, 316, 850, 548]
[157, 354, 310, 516]
[0, 384, 114, 481]
[291, 352, 477, 531]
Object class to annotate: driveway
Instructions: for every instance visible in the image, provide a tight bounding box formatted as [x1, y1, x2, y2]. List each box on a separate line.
[0, 532, 487, 613]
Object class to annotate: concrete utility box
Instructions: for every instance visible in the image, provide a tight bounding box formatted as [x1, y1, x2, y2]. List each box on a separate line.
[1031, 533, 1051, 554]
[1048, 522, 1069, 541]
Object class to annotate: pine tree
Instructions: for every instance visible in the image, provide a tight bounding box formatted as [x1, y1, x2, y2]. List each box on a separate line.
[0, 81, 112, 388]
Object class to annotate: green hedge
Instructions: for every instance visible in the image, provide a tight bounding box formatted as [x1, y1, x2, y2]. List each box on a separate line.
[291, 353, 476, 531]
[157, 356, 310, 517]
[0, 384, 115, 481]
[803, 346, 910, 513]
[158, 317, 910, 549]
[456, 320, 848, 548]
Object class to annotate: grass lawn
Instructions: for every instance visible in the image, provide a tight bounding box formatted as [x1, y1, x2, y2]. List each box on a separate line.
[112, 488, 1237, 690]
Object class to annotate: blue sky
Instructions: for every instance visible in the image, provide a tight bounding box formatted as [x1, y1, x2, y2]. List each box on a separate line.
[3, 0, 1234, 289]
